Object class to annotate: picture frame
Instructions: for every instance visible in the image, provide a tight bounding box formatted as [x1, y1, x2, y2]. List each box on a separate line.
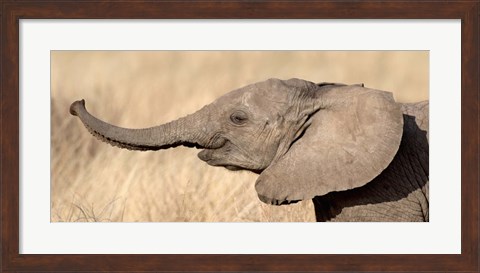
[1, 1, 478, 272]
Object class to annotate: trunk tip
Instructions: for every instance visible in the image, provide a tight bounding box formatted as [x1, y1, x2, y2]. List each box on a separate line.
[70, 99, 86, 116]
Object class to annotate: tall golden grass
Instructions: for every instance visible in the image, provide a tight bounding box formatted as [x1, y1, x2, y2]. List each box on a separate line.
[51, 51, 428, 222]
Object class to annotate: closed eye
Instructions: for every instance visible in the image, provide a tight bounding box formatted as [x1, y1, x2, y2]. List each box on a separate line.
[230, 111, 248, 125]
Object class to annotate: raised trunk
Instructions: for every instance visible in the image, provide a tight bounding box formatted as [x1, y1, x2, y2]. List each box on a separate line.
[70, 100, 221, 151]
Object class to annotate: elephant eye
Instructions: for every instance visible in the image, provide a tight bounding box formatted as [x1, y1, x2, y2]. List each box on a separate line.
[230, 111, 248, 125]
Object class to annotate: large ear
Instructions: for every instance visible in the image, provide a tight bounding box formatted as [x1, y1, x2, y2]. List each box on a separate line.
[255, 85, 404, 205]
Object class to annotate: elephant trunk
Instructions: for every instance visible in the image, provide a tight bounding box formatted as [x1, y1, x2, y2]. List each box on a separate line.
[69, 99, 222, 151]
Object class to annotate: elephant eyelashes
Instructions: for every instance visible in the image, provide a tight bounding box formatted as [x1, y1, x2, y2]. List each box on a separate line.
[230, 111, 248, 125]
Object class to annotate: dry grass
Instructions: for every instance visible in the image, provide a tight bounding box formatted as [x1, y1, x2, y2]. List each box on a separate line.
[51, 51, 428, 222]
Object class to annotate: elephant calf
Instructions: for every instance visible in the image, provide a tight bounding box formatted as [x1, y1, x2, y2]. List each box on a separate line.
[70, 78, 429, 222]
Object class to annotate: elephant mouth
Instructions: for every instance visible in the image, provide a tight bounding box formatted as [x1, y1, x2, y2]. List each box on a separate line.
[197, 136, 226, 162]
[199, 155, 244, 172]
[197, 139, 244, 172]
[197, 147, 263, 174]
[197, 148, 222, 165]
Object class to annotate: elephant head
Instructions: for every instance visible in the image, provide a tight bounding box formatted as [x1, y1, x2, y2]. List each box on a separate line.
[70, 78, 403, 205]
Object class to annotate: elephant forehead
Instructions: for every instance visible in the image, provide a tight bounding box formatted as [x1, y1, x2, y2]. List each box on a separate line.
[215, 87, 287, 108]
[241, 92, 254, 106]
[213, 78, 314, 110]
[243, 91, 290, 114]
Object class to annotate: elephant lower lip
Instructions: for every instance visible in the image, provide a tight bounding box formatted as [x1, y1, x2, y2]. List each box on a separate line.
[198, 149, 223, 164]
[197, 149, 211, 162]
[198, 151, 238, 170]
[225, 165, 242, 171]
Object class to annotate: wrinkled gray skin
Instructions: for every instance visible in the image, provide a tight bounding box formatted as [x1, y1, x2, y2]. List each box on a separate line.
[70, 78, 429, 222]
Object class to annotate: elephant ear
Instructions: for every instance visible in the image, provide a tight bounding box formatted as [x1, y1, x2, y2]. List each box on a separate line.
[255, 85, 404, 205]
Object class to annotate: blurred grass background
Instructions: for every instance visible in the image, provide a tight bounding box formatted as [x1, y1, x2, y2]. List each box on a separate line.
[51, 51, 428, 222]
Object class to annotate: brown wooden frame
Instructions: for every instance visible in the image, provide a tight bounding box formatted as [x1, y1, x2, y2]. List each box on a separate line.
[1, 1, 478, 272]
